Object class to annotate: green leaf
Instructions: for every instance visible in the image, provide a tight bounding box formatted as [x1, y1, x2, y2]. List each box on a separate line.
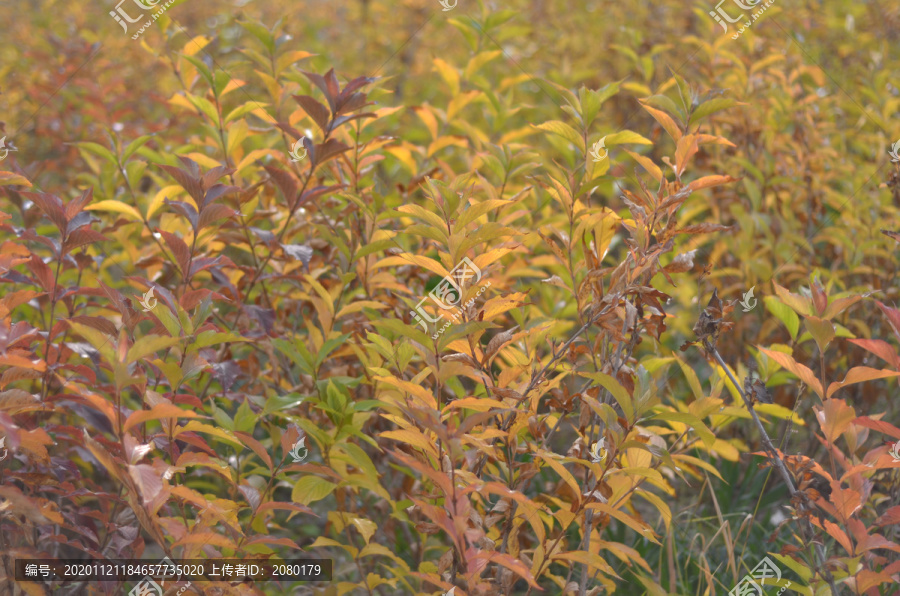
[182, 54, 214, 87]
[72, 142, 118, 166]
[239, 21, 276, 54]
[127, 335, 182, 363]
[262, 393, 305, 415]
[233, 399, 257, 434]
[316, 333, 350, 368]
[580, 371, 634, 424]
[763, 296, 800, 340]
[291, 476, 336, 506]
[225, 101, 268, 124]
[123, 135, 155, 162]
[273, 338, 316, 377]
[533, 120, 584, 151]
[689, 98, 739, 127]
[804, 315, 835, 353]
[642, 94, 684, 122]
[603, 130, 653, 146]
[185, 94, 221, 127]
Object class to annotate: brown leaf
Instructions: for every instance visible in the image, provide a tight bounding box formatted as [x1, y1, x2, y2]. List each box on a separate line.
[23, 192, 67, 234]
[159, 164, 204, 204]
[441, 352, 480, 368]
[294, 95, 331, 132]
[157, 230, 191, 275]
[482, 325, 519, 366]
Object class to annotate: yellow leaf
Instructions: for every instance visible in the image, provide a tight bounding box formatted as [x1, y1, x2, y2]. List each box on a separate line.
[379, 429, 439, 459]
[374, 254, 450, 279]
[0, 171, 32, 187]
[553, 551, 618, 577]
[480, 293, 528, 321]
[535, 450, 580, 499]
[432, 58, 460, 96]
[175, 421, 241, 446]
[374, 376, 438, 410]
[172, 532, 237, 550]
[147, 185, 183, 219]
[85, 200, 144, 222]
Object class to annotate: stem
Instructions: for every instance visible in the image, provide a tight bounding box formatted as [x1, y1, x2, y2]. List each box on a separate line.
[708, 345, 840, 595]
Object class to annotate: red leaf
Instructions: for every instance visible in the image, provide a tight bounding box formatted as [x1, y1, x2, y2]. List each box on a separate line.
[876, 301, 900, 344]
[157, 230, 191, 275]
[852, 416, 900, 440]
[293, 95, 331, 132]
[847, 338, 900, 370]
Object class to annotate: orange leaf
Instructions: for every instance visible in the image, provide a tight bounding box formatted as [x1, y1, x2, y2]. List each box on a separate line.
[472, 552, 541, 589]
[758, 347, 823, 398]
[124, 403, 201, 433]
[826, 367, 900, 399]
[823, 520, 853, 554]
[816, 399, 857, 443]
[172, 532, 237, 550]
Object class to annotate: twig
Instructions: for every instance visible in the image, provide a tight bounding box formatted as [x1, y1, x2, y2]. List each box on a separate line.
[707, 344, 840, 595]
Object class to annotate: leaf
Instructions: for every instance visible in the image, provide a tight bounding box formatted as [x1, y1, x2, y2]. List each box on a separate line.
[124, 403, 200, 433]
[604, 130, 653, 146]
[763, 296, 800, 340]
[291, 476, 336, 506]
[585, 502, 660, 544]
[172, 533, 237, 550]
[85, 200, 144, 222]
[826, 367, 900, 399]
[535, 450, 581, 499]
[847, 339, 899, 369]
[379, 429, 439, 459]
[127, 335, 182, 363]
[533, 120, 584, 151]
[640, 102, 682, 142]
[553, 551, 618, 578]
[473, 552, 541, 588]
[852, 416, 900, 440]
[815, 398, 856, 443]
[804, 315, 835, 353]
[688, 98, 740, 126]
[580, 372, 634, 424]
[0, 171, 32, 187]
[157, 230, 192, 275]
[650, 411, 715, 448]
[294, 95, 331, 132]
[758, 347, 824, 399]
